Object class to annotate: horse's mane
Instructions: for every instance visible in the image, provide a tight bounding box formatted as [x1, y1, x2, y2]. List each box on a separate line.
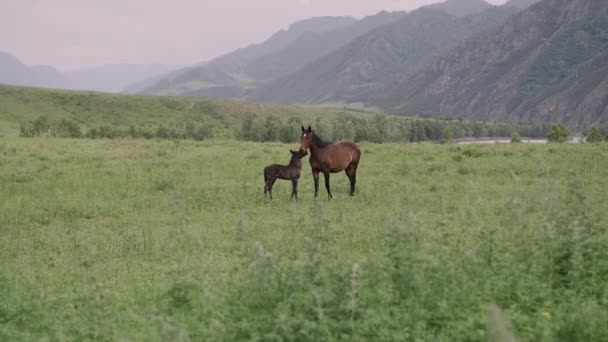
[312, 132, 330, 148]
[288, 153, 299, 166]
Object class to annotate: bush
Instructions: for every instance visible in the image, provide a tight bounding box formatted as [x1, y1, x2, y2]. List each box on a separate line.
[32, 115, 51, 136]
[19, 115, 81, 138]
[586, 126, 603, 143]
[19, 122, 34, 137]
[441, 128, 453, 144]
[547, 123, 570, 143]
[239, 113, 260, 141]
[52, 119, 82, 138]
[511, 132, 521, 143]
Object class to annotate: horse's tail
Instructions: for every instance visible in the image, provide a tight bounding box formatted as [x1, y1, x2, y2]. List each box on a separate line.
[263, 168, 268, 193]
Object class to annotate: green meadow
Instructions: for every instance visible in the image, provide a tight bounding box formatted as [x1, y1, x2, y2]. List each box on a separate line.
[1, 137, 607, 341]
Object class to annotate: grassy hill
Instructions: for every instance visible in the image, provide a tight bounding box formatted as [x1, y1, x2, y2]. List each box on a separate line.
[0, 84, 374, 138]
[0, 84, 549, 144]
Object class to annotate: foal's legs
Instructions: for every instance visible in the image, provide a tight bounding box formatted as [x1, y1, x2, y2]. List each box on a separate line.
[291, 179, 298, 200]
[265, 177, 277, 200]
[323, 171, 333, 199]
[312, 170, 320, 198]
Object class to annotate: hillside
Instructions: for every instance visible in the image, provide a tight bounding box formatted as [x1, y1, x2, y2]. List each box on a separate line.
[139, 14, 404, 97]
[376, 0, 608, 130]
[0, 84, 372, 138]
[250, 5, 516, 105]
[0, 84, 547, 143]
[240, 11, 404, 83]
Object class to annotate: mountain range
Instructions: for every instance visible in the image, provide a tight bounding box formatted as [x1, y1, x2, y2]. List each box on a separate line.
[140, 0, 498, 99]
[0, 52, 71, 89]
[138, 13, 405, 97]
[248, 5, 518, 104]
[0, 51, 179, 93]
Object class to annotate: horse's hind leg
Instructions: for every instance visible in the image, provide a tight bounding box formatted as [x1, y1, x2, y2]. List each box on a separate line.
[266, 177, 276, 200]
[346, 161, 359, 196]
[323, 171, 333, 199]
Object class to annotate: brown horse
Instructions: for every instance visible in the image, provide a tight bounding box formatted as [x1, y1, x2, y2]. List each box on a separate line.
[299, 125, 361, 199]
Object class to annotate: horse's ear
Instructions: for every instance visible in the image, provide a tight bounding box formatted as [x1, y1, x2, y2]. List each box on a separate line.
[307, 125, 312, 132]
[290, 149, 295, 154]
[301, 125, 305, 133]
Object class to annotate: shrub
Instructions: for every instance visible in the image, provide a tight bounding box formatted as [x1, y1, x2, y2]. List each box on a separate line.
[441, 128, 453, 144]
[511, 132, 521, 143]
[156, 125, 170, 139]
[19, 115, 81, 138]
[19, 122, 34, 137]
[586, 126, 603, 143]
[547, 123, 570, 143]
[239, 113, 260, 141]
[279, 123, 299, 143]
[52, 119, 82, 138]
[32, 115, 51, 136]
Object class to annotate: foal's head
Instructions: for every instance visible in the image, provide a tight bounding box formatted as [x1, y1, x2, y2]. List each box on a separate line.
[289, 149, 308, 166]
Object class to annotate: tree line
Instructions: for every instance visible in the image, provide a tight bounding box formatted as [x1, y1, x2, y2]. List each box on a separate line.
[19, 113, 606, 143]
[237, 113, 550, 143]
[19, 115, 213, 141]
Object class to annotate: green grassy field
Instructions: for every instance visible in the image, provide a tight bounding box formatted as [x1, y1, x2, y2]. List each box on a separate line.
[1, 137, 607, 340]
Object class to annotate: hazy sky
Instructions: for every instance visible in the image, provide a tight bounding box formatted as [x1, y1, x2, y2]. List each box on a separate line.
[0, 0, 506, 70]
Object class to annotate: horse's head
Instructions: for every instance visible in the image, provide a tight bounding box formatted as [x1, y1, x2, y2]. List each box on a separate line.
[300, 125, 313, 152]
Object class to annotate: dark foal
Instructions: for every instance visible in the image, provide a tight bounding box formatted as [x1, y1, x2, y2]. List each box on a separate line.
[264, 149, 308, 200]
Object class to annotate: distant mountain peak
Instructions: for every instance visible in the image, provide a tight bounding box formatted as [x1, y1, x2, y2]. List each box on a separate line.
[426, 0, 493, 17]
[504, 0, 541, 10]
[286, 16, 356, 32]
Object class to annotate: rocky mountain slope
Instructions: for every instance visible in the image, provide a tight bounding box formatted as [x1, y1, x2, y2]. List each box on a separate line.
[376, 0, 608, 130]
[250, 3, 515, 104]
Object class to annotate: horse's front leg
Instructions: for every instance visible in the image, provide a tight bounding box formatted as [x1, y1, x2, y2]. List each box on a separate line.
[291, 179, 298, 200]
[312, 170, 320, 199]
[323, 171, 333, 199]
